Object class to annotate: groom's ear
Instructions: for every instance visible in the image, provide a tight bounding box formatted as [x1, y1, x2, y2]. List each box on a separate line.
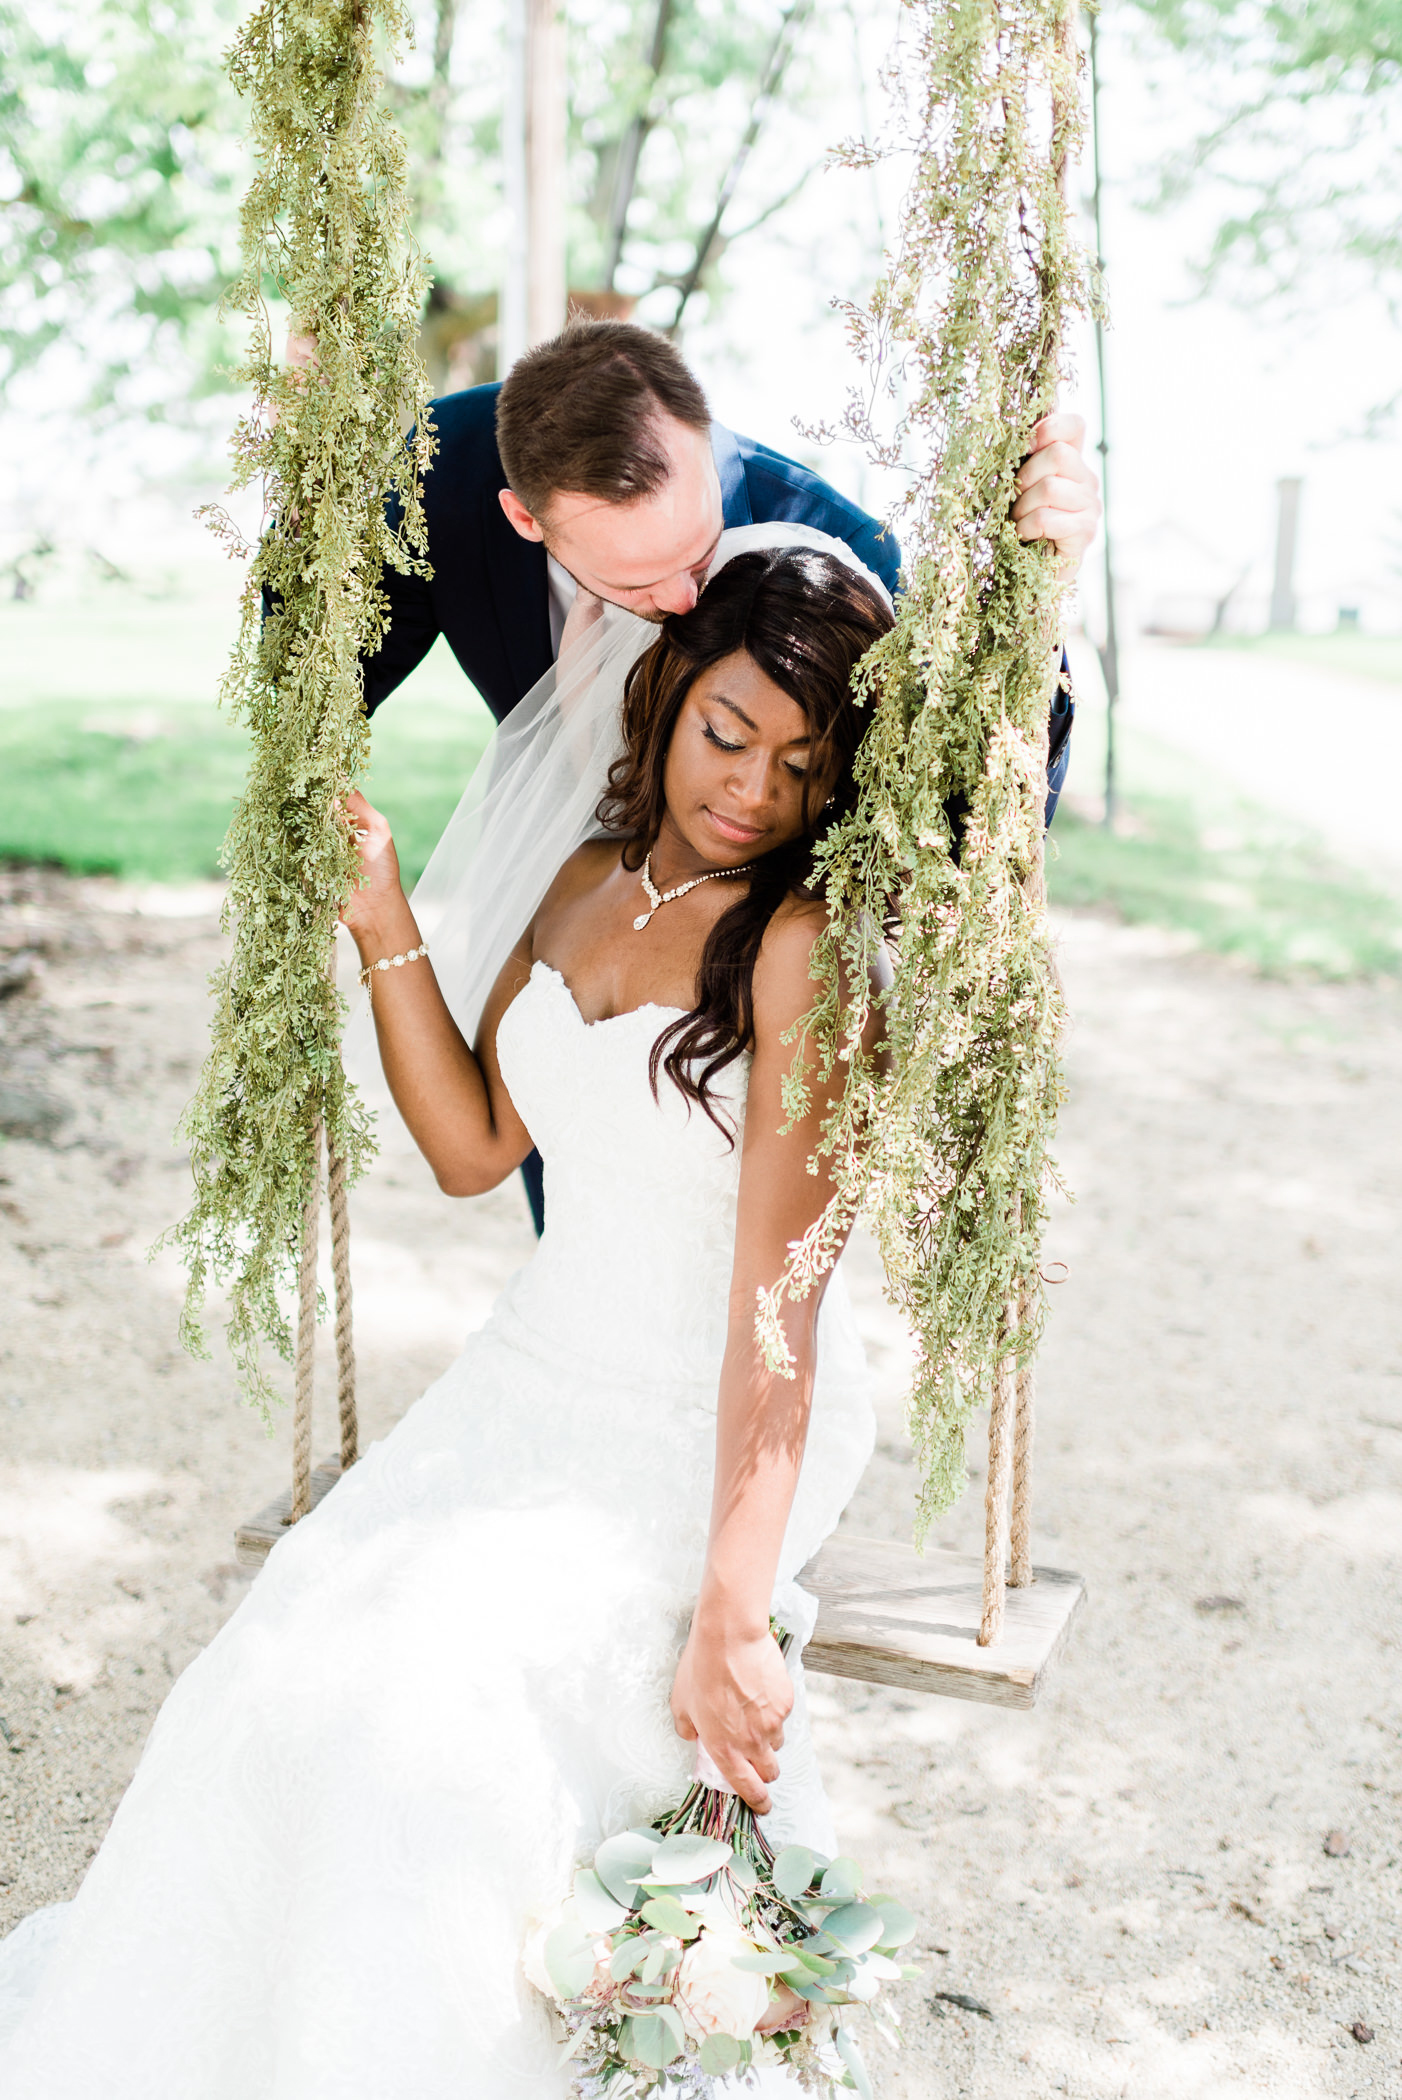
[499, 489, 545, 543]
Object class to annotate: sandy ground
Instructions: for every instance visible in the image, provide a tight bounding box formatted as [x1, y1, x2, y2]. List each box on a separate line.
[1, 866, 1399, 2099]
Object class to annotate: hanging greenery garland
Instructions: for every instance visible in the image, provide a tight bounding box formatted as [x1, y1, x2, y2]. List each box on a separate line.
[759, 0, 1089, 1536]
[166, 0, 432, 1410]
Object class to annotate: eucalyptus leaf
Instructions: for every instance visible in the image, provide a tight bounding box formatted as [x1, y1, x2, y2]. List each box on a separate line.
[870, 1896, 918, 1949]
[543, 1918, 596, 2000]
[730, 1949, 796, 1976]
[641, 1894, 697, 1940]
[698, 2033, 743, 2074]
[573, 1866, 629, 1934]
[648, 1834, 733, 1884]
[594, 1831, 656, 1908]
[629, 2012, 683, 2069]
[655, 2002, 687, 2050]
[819, 1857, 863, 1903]
[609, 1938, 645, 1983]
[787, 1943, 836, 1976]
[785, 1976, 838, 2002]
[728, 1852, 760, 1890]
[771, 1845, 816, 1900]
[821, 1903, 885, 1955]
[835, 2025, 875, 2100]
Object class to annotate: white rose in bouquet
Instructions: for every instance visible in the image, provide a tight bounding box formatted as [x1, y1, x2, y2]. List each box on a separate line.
[675, 1925, 770, 2043]
[521, 1910, 565, 2001]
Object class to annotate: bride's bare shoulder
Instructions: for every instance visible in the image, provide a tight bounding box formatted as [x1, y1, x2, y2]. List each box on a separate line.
[539, 836, 624, 909]
[751, 892, 890, 1042]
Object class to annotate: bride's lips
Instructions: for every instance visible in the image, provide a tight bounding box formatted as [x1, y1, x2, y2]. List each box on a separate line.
[704, 806, 767, 847]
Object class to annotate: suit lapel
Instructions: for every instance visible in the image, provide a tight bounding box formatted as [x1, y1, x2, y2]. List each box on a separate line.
[481, 485, 553, 718]
[712, 423, 751, 527]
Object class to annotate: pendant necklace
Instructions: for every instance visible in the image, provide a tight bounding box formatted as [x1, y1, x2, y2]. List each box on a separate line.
[633, 851, 741, 932]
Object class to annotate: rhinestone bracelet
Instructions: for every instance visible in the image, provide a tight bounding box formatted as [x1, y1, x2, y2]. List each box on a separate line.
[358, 941, 429, 991]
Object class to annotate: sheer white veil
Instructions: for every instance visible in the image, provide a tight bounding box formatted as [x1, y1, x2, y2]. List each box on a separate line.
[342, 520, 893, 1098]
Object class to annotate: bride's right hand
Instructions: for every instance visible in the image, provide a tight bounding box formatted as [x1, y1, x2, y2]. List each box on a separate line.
[339, 789, 406, 945]
[670, 1618, 792, 1816]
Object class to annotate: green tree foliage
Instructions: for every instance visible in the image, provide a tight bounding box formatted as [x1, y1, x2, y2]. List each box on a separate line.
[0, 0, 246, 412]
[164, 0, 432, 1406]
[759, 0, 1087, 1530]
[566, 0, 818, 320]
[1123, 0, 1402, 306]
[1, 0, 829, 408]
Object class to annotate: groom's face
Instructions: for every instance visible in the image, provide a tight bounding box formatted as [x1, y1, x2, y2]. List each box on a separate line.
[499, 416, 724, 622]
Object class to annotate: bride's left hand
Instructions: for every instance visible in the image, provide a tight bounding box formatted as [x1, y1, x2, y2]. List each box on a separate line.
[670, 1619, 793, 1816]
[339, 789, 406, 945]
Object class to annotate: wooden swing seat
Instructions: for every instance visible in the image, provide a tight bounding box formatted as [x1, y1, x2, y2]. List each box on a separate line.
[234, 1463, 1085, 1710]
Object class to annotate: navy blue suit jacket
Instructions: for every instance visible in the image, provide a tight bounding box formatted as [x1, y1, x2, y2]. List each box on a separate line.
[362, 383, 1072, 816]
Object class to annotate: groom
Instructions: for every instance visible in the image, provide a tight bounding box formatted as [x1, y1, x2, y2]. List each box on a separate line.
[354, 317, 1099, 1224]
[359, 315, 1095, 744]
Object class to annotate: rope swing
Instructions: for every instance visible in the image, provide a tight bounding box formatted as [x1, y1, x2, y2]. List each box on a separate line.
[199, 0, 1087, 1692]
[755, 0, 1086, 1642]
[165, 0, 433, 1433]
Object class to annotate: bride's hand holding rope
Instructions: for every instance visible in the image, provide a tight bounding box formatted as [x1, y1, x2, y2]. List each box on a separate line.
[339, 790, 537, 1197]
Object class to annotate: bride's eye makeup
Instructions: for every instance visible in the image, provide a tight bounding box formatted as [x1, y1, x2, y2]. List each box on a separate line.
[702, 719, 809, 780]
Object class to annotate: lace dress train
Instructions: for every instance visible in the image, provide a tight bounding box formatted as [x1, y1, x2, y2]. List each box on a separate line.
[0, 962, 874, 2097]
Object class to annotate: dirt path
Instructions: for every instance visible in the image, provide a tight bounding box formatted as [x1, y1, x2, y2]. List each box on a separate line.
[1, 870, 1399, 2098]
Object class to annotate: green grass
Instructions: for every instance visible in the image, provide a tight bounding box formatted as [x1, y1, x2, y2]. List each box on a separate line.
[1198, 631, 1402, 688]
[1049, 794, 1402, 978]
[0, 593, 495, 888]
[4, 586, 1400, 979]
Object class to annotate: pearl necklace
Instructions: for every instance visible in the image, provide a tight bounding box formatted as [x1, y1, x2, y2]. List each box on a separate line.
[633, 850, 742, 932]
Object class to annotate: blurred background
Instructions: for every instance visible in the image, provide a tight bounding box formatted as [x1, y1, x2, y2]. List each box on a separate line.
[1, 0, 1400, 972]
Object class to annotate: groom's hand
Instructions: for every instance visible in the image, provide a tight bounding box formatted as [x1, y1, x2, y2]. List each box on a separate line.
[1013, 412, 1101, 577]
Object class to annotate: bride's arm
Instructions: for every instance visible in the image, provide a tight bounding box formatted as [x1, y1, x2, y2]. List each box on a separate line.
[670, 905, 886, 1814]
[341, 790, 536, 1194]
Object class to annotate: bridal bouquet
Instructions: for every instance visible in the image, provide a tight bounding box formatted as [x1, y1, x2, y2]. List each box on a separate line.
[524, 1770, 919, 2096]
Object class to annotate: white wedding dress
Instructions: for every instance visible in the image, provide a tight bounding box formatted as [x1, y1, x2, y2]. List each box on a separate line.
[0, 960, 874, 2098]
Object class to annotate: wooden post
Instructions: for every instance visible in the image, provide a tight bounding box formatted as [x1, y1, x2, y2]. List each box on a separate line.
[501, 0, 567, 369]
[1270, 476, 1302, 632]
[1088, 5, 1121, 829]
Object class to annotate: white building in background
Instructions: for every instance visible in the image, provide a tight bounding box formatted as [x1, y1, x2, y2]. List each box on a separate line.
[1106, 516, 1402, 642]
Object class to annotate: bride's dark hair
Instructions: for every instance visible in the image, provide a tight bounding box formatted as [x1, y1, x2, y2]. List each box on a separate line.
[596, 546, 894, 1132]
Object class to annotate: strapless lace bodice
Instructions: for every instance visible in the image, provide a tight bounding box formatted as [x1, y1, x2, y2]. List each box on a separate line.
[493, 962, 757, 1387]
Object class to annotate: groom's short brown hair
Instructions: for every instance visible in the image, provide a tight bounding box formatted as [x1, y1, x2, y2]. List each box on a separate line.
[495, 317, 710, 522]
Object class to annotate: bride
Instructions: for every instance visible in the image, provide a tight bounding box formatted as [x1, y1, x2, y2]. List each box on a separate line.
[0, 529, 895, 2095]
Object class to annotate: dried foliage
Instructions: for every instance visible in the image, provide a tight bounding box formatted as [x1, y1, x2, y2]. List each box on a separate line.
[164, 0, 432, 1409]
[759, 0, 1089, 1533]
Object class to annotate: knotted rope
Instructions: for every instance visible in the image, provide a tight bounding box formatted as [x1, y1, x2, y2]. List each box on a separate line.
[1009, 1281, 1037, 1590]
[979, 1314, 1018, 1646]
[979, 1262, 1038, 1642]
[286, 1118, 359, 1524]
[978, 662, 1058, 1641]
